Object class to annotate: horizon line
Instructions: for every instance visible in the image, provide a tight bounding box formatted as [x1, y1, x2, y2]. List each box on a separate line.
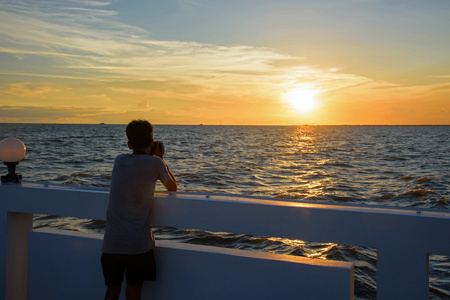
[1, 122, 449, 126]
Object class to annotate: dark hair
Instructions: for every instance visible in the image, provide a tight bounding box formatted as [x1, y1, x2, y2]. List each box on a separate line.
[126, 120, 153, 149]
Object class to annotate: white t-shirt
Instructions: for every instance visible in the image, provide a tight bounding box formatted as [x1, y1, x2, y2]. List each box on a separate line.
[102, 154, 171, 254]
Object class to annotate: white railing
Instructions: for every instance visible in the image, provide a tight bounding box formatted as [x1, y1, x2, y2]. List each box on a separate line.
[1, 181, 450, 299]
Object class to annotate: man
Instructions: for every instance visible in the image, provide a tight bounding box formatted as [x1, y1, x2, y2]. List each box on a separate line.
[101, 120, 177, 300]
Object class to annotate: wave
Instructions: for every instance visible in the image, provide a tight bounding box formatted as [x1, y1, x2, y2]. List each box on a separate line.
[323, 161, 355, 168]
[415, 176, 434, 184]
[404, 187, 436, 197]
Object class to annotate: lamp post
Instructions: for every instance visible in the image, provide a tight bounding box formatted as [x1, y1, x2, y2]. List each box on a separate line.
[0, 138, 26, 183]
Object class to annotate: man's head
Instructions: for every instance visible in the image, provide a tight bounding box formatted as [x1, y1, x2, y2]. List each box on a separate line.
[126, 120, 153, 150]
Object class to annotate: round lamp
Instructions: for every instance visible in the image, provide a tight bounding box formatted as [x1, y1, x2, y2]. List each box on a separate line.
[0, 138, 26, 183]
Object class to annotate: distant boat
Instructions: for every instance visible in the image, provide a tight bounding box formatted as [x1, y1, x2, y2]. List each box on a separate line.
[99, 123, 105, 125]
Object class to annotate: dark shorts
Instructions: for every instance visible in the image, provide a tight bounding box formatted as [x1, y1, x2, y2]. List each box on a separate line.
[101, 249, 156, 286]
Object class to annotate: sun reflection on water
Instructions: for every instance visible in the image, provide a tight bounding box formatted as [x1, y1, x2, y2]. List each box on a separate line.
[267, 236, 339, 260]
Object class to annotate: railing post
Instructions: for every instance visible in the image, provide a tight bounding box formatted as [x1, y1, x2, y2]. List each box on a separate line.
[377, 246, 429, 300]
[5, 212, 33, 300]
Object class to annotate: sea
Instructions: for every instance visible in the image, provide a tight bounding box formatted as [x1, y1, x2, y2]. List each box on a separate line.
[1, 123, 449, 299]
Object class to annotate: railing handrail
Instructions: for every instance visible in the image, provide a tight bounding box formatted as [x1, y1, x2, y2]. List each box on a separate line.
[18, 179, 450, 217]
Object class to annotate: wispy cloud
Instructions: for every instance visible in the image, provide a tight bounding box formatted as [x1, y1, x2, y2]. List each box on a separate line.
[0, 105, 109, 123]
[1, 82, 63, 98]
[0, 0, 368, 91]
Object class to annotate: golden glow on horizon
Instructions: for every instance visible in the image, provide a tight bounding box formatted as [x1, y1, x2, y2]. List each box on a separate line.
[283, 89, 319, 114]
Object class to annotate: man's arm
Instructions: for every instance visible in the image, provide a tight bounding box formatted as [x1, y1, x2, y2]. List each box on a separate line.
[162, 160, 177, 192]
[153, 142, 177, 192]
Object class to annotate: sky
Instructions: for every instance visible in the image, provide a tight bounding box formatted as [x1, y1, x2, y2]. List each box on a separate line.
[0, 0, 449, 125]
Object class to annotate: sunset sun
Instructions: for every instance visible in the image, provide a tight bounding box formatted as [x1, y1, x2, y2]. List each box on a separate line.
[283, 89, 319, 113]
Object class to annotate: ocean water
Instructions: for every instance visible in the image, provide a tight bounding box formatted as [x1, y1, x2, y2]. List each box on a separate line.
[1, 123, 449, 299]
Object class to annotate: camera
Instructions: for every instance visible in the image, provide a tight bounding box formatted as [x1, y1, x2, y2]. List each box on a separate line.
[150, 140, 165, 158]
